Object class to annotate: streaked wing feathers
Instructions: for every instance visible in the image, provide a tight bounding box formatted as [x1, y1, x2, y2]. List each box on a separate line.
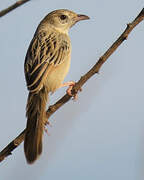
[24, 31, 70, 93]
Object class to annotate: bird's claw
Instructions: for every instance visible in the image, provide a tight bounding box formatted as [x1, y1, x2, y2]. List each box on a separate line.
[66, 81, 82, 100]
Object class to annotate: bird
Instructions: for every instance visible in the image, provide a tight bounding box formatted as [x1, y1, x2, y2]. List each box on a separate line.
[24, 9, 89, 164]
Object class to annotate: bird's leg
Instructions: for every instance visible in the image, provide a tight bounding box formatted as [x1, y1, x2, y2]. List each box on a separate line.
[61, 81, 75, 95]
[60, 81, 82, 100]
[60, 81, 75, 88]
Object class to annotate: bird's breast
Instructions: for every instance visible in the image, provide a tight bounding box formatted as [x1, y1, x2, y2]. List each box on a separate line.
[45, 52, 71, 93]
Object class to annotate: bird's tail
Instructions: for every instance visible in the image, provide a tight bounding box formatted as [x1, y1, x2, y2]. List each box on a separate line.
[24, 87, 48, 164]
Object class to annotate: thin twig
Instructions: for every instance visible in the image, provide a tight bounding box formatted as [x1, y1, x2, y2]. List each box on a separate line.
[0, 0, 30, 17]
[0, 8, 144, 162]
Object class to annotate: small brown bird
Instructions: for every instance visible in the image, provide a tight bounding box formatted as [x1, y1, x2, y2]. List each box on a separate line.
[24, 9, 89, 164]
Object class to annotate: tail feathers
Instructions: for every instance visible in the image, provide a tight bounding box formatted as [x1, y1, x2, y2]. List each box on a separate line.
[24, 87, 48, 164]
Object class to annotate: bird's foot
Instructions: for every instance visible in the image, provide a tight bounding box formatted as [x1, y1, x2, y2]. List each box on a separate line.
[61, 81, 82, 100]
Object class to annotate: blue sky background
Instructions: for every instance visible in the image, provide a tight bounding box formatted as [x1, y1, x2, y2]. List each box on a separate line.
[0, 0, 144, 179]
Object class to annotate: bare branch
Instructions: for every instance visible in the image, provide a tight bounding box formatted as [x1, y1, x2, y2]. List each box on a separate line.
[0, 130, 25, 162]
[0, 8, 144, 163]
[0, 0, 30, 18]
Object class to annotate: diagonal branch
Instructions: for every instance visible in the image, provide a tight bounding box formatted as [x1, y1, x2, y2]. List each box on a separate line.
[0, 8, 144, 163]
[0, 0, 31, 18]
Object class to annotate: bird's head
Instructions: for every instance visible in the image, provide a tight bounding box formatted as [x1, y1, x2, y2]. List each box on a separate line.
[41, 9, 90, 34]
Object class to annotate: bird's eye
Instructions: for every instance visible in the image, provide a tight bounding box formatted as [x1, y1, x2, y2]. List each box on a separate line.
[60, 15, 67, 20]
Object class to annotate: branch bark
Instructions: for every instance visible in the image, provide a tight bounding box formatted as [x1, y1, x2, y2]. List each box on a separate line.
[0, 8, 144, 163]
[0, 0, 30, 18]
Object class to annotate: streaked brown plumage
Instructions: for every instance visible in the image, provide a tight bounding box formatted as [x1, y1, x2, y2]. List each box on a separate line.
[24, 9, 89, 164]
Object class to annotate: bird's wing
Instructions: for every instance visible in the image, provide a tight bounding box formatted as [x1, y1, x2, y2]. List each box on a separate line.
[24, 31, 70, 93]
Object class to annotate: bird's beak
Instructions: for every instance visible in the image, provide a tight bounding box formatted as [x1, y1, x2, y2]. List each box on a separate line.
[75, 14, 90, 22]
[71, 14, 90, 28]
